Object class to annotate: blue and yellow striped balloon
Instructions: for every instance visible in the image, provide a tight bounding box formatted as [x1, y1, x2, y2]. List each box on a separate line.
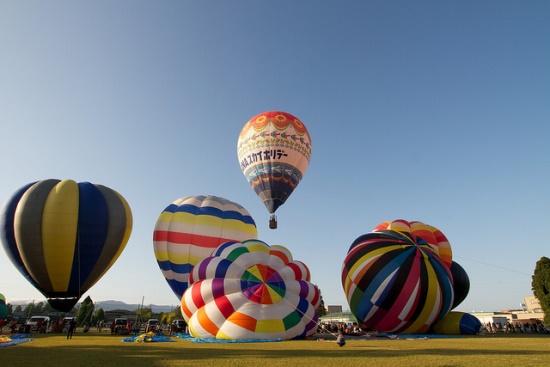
[0, 179, 132, 312]
[432, 311, 482, 335]
[153, 195, 257, 300]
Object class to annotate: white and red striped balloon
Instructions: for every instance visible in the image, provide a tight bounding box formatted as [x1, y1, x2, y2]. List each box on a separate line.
[182, 239, 320, 340]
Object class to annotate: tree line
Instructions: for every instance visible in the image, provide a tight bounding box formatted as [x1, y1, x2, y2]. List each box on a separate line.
[4, 296, 185, 327]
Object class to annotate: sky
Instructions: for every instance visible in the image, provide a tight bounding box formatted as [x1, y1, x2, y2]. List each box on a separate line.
[0, 0, 549, 314]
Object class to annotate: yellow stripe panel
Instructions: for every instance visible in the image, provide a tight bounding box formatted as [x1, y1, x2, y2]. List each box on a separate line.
[160, 211, 257, 235]
[246, 265, 262, 281]
[42, 179, 79, 292]
[266, 286, 284, 303]
[256, 319, 284, 333]
[152, 251, 203, 265]
[401, 259, 439, 334]
[245, 243, 269, 254]
[215, 329, 232, 340]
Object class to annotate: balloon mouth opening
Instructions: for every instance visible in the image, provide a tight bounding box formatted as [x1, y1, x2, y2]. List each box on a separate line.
[269, 215, 277, 229]
[47, 297, 80, 312]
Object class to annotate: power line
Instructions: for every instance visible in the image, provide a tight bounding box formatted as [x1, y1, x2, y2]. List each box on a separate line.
[455, 255, 532, 277]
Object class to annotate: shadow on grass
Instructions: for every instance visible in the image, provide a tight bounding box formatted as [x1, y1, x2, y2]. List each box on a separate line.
[3, 334, 550, 367]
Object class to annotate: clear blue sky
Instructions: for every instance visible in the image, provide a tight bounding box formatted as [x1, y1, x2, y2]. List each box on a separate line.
[1, 0, 549, 313]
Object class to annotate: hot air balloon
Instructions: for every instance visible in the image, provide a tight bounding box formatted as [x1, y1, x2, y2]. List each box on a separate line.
[153, 195, 258, 300]
[374, 219, 453, 268]
[0, 293, 7, 319]
[342, 230, 454, 334]
[181, 239, 320, 340]
[431, 311, 481, 335]
[450, 261, 470, 309]
[237, 111, 312, 229]
[0, 179, 132, 312]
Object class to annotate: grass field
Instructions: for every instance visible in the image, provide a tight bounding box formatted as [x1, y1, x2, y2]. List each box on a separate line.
[1, 331, 549, 367]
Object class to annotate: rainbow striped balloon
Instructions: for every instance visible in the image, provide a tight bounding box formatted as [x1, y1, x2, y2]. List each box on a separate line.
[153, 196, 258, 300]
[342, 230, 454, 334]
[373, 219, 453, 268]
[181, 239, 320, 340]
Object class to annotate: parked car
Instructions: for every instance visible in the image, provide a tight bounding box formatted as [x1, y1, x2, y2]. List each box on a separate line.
[113, 318, 129, 334]
[145, 318, 160, 333]
[114, 318, 128, 326]
[172, 319, 187, 333]
[63, 317, 76, 325]
[24, 316, 50, 332]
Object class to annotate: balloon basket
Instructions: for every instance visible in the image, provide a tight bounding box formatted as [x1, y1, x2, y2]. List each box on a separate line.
[269, 216, 277, 229]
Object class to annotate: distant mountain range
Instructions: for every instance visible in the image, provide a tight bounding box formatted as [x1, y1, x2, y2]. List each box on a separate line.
[9, 299, 175, 313]
[95, 300, 174, 313]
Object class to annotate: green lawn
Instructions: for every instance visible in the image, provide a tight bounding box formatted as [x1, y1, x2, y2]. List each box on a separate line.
[1, 331, 549, 367]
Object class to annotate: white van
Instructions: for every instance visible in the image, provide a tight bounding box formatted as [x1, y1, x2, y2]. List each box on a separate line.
[25, 316, 50, 332]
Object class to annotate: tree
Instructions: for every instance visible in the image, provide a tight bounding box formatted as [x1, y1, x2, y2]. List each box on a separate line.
[94, 308, 106, 324]
[23, 302, 35, 316]
[137, 307, 153, 322]
[76, 296, 95, 326]
[531, 256, 550, 325]
[34, 302, 44, 313]
[42, 302, 54, 313]
[315, 285, 327, 317]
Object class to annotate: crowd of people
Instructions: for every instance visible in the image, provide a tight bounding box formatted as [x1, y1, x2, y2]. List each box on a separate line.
[107, 320, 142, 335]
[318, 322, 364, 336]
[482, 321, 548, 334]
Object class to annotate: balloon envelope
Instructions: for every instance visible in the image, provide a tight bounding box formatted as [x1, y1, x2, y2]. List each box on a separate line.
[0, 179, 132, 312]
[450, 261, 470, 309]
[0, 303, 6, 319]
[182, 239, 320, 340]
[432, 311, 481, 335]
[237, 111, 312, 216]
[342, 230, 454, 334]
[0, 293, 6, 319]
[153, 195, 258, 300]
[374, 219, 453, 268]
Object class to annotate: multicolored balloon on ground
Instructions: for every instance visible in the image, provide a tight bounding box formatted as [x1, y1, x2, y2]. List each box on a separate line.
[0, 179, 132, 312]
[373, 219, 453, 268]
[182, 239, 320, 340]
[237, 111, 312, 229]
[431, 311, 481, 335]
[342, 229, 454, 334]
[153, 196, 258, 300]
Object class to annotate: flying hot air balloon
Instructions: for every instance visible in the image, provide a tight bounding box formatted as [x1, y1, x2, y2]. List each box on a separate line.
[237, 111, 312, 229]
[0, 179, 132, 312]
[153, 195, 258, 300]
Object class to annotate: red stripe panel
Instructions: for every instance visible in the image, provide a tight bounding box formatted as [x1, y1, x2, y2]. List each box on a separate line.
[153, 230, 233, 248]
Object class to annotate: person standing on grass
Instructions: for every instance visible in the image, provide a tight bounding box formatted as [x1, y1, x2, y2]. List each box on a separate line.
[67, 319, 76, 340]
